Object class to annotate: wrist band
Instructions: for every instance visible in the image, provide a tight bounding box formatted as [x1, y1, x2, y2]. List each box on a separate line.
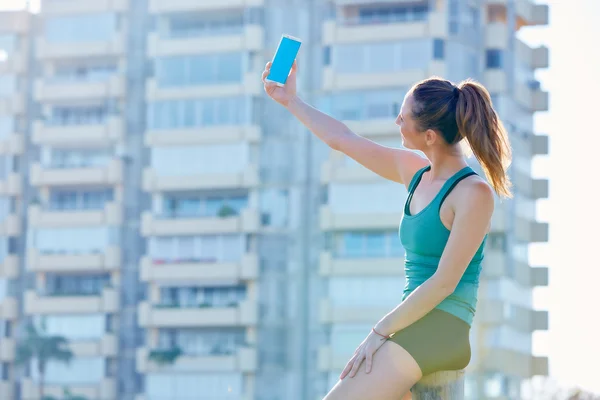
[372, 327, 390, 339]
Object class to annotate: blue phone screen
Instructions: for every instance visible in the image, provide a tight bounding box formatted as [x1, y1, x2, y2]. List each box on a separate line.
[267, 36, 301, 85]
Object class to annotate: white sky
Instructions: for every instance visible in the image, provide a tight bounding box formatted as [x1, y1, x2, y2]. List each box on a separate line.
[2, 0, 600, 395]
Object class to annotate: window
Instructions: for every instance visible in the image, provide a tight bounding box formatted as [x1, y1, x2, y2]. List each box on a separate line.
[0, 75, 16, 98]
[328, 277, 404, 307]
[49, 105, 108, 126]
[155, 53, 243, 87]
[158, 285, 246, 308]
[0, 117, 14, 140]
[433, 39, 445, 60]
[49, 189, 113, 211]
[34, 357, 105, 384]
[48, 148, 112, 169]
[320, 89, 406, 121]
[333, 40, 432, 74]
[34, 227, 119, 254]
[53, 64, 117, 83]
[151, 144, 248, 176]
[355, 4, 429, 24]
[45, 13, 118, 43]
[162, 195, 247, 218]
[147, 97, 248, 129]
[146, 373, 243, 400]
[149, 234, 244, 264]
[486, 49, 504, 69]
[158, 328, 245, 356]
[45, 273, 111, 296]
[166, 12, 243, 38]
[328, 181, 406, 213]
[34, 314, 105, 340]
[323, 46, 331, 66]
[334, 231, 404, 258]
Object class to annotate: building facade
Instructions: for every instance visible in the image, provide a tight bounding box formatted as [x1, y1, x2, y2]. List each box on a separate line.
[0, 0, 549, 399]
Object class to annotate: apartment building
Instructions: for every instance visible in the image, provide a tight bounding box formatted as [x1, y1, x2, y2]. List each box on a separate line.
[0, 0, 550, 399]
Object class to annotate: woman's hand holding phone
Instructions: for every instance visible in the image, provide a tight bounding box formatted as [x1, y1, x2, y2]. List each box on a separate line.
[262, 60, 297, 108]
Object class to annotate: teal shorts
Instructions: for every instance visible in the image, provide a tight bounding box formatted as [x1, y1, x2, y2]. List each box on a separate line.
[387, 308, 471, 376]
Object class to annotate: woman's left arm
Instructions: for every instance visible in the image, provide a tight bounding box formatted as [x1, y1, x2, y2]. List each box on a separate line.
[374, 180, 495, 337]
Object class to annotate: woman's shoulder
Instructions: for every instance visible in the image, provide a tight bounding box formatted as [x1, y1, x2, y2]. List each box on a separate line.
[454, 174, 495, 211]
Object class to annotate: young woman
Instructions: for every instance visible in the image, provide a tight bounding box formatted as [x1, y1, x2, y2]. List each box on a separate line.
[262, 60, 511, 400]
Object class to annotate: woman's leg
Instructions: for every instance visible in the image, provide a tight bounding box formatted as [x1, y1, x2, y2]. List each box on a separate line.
[322, 340, 423, 400]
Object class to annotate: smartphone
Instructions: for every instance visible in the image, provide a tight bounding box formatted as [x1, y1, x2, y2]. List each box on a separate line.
[266, 34, 302, 87]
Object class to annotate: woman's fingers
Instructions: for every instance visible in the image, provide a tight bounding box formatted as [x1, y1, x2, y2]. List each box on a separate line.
[365, 350, 373, 374]
[339, 353, 357, 380]
[348, 353, 364, 378]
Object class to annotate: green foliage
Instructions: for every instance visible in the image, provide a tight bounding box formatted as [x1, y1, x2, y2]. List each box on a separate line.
[148, 347, 183, 366]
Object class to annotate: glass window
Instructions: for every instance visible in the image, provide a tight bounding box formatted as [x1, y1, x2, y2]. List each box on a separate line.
[147, 97, 247, 129]
[35, 227, 118, 254]
[45, 13, 117, 43]
[323, 46, 331, 66]
[167, 13, 243, 38]
[433, 39, 445, 60]
[34, 357, 105, 385]
[48, 148, 112, 169]
[146, 373, 243, 400]
[35, 314, 105, 340]
[149, 234, 244, 264]
[486, 49, 504, 69]
[156, 53, 243, 87]
[329, 277, 404, 307]
[49, 105, 108, 126]
[49, 189, 113, 211]
[151, 144, 248, 176]
[333, 40, 431, 73]
[45, 273, 110, 296]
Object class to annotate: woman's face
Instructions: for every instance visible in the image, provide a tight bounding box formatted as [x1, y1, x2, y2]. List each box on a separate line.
[395, 93, 424, 150]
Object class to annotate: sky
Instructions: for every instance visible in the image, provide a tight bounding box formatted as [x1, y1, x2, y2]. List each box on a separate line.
[2, 0, 600, 395]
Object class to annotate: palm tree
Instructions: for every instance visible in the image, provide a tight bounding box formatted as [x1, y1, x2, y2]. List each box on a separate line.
[15, 323, 74, 400]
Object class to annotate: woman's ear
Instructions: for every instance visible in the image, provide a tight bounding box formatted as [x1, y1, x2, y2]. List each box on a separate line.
[424, 128, 439, 146]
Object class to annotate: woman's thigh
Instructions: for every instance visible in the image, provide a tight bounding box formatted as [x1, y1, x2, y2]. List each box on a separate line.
[322, 340, 423, 400]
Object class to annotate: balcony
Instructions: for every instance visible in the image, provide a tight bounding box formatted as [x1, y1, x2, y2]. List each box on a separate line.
[515, 83, 549, 112]
[148, 25, 263, 57]
[143, 164, 259, 192]
[0, 255, 19, 279]
[531, 267, 549, 287]
[322, 19, 429, 45]
[0, 173, 21, 195]
[0, 297, 18, 320]
[0, 92, 26, 115]
[138, 299, 257, 328]
[0, 383, 13, 400]
[27, 247, 121, 273]
[515, 219, 549, 242]
[476, 298, 548, 332]
[482, 251, 548, 287]
[517, 40, 549, 69]
[30, 160, 123, 187]
[24, 288, 119, 315]
[141, 208, 259, 236]
[0, 133, 24, 155]
[487, 0, 549, 27]
[319, 251, 404, 277]
[344, 119, 398, 138]
[484, 69, 508, 93]
[485, 23, 508, 49]
[136, 347, 257, 373]
[321, 160, 382, 184]
[149, 0, 264, 13]
[0, 214, 21, 237]
[513, 172, 549, 199]
[532, 135, 549, 155]
[34, 76, 125, 102]
[28, 203, 122, 228]
[21, 378, 116, 400]
[145, 125, 261, 147]
[0, 338, 15, 362]
[33, 117, 125, 146]
[42, 0, 129, 14]
[319, 298, 388, 324]
[482, 348, 548, 378]
[35, 34, 126, 59]
[145, 73, 262, 100]
[140, 253, 258, 282]
[320, 205, 402, 231]
[322, 65, 429, 91]
[68, 334, 118, 357]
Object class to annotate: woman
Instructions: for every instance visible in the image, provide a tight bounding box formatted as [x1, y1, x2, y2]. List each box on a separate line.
[262, 60, 511, 399]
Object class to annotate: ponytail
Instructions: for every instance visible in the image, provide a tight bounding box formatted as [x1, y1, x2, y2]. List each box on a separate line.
[456, 80, 512, 198]
[410, 77, 512, 198]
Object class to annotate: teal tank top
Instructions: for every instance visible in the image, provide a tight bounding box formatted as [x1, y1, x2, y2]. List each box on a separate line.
[399, 165, 486, 326]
